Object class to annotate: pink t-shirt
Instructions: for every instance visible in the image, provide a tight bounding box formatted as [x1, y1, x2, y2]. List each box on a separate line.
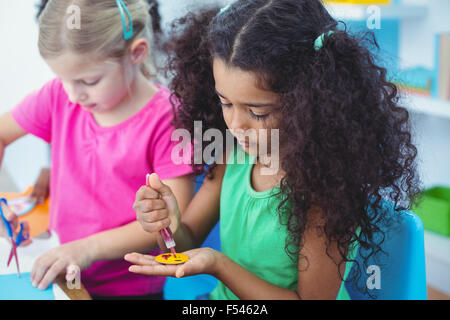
[11, 78, 193, 296]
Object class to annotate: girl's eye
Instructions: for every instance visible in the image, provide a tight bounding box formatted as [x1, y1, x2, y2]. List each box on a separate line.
[82, 78, 101, 86]
[220, 101, 270, 121]
[219, 101, 232, 108]
[249, 111, 270, 121]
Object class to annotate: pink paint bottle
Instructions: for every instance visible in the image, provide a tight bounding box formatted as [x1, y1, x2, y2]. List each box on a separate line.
[146, 174, 177, 257]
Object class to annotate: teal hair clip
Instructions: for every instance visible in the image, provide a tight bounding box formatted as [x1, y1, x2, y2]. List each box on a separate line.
[314, 30, 334, 51]
[219, 4, 231, 16]
[116, 0, 133, 40]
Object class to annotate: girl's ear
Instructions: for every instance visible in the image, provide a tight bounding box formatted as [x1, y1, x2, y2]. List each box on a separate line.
[129, 39, 149, 65]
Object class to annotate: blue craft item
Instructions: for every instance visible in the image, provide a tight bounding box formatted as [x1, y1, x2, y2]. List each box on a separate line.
[0, 273, 54, 300]
[116, 0, 133, 40]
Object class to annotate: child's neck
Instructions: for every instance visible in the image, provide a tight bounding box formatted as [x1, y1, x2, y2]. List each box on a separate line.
[93, 73, 158, 127]
[251, 158, 285, 192]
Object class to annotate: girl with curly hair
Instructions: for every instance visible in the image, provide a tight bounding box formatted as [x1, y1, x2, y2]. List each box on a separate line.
[126, 0, 421, 299]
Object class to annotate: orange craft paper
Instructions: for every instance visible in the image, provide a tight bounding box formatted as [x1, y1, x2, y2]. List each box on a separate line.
[0, 186, 49, 238]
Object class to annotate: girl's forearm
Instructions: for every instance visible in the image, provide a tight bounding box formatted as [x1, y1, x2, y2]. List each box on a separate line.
[172, 222, 199, 252]
[84, 220, 160, 262]
[213, 252, 301, 300]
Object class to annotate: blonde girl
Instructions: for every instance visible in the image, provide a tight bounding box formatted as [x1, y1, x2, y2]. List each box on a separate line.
[0, 0, 194, 299]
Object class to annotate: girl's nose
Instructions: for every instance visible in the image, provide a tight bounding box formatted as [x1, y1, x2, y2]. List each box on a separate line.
[229, 107, 248, 132]
[77, 93, 88, 103]
[65, 83, 87, 104]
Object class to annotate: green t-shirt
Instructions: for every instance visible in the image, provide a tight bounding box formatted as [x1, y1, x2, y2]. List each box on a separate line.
[209, 145, 359, 300]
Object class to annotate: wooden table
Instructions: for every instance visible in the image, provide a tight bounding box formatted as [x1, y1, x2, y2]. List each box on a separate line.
[55, 274, 91, 300]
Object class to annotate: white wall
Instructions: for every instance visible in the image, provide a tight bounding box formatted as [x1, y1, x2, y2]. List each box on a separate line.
[0, 1, 53, 191]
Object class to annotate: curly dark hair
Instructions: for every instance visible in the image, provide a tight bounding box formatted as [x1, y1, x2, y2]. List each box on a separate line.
[163, 0, 421, 297]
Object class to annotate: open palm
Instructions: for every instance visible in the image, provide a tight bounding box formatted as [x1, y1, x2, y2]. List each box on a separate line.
[124, 247, 221, 278]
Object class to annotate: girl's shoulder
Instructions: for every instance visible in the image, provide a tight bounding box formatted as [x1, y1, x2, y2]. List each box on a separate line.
[151, 83, 176, 109]
[39, 77, 67, 101]
[141, 82, 179, 121]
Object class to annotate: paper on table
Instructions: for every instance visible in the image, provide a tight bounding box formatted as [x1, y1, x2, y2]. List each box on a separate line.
[0, 232, 69, 300]
[0, 273, 54, 300]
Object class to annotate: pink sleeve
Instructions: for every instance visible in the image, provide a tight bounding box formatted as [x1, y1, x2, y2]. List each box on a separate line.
[149, 104, 193, 181]
[10, 78, 61, 143]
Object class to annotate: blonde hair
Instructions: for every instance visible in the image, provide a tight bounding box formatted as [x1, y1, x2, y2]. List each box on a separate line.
[38, 0, 157, 80]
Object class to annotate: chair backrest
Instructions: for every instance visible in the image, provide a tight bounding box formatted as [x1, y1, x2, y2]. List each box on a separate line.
[345, 201, 427, 299]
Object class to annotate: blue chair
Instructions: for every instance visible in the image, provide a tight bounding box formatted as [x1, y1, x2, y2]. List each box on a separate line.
[344, 201, 427, 299]
[163, 173, 220, 300]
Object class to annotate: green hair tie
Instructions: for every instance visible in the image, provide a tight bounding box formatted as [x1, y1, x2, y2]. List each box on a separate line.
[219, 4, 231, 16]
[314, 30, 334, 51]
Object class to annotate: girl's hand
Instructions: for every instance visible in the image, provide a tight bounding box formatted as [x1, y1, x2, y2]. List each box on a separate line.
[133, 173, 181, 234]
[0, 201, 17, 238]
[30, 239, 94, 290]
[0, 202, 32, 246]
[29, 168, 50, 204]
[124, 247, 223, 278]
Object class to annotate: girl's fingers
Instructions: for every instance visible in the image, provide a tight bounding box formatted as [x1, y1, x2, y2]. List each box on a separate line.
[125, 252, 188, 277]
[124, 252, 157, 265]
[128, 264, 168, 276]
[175, 267, 186, 278]
[140, 199, 166, 213]
[141, 208, 169, 223]
[31, 254, 57, 286]
[1, 203, 18, 233]
[20, 239, 33, 246]
[31, 263, 47, 287]
[136, 186, 160, 201]
[30, 186, 47, 203]
[128, 263, 179, 277]
[37, 260, 66, 290]
[124, 252, 178, 276]
[174, 259, 198, 278]
[148, 173, 173, 198]
[18, 221, 32, 246]
[140, 217, 171, 233]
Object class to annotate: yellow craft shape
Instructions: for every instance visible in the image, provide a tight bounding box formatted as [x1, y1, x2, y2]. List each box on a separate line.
[155, 253, 189, 265]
